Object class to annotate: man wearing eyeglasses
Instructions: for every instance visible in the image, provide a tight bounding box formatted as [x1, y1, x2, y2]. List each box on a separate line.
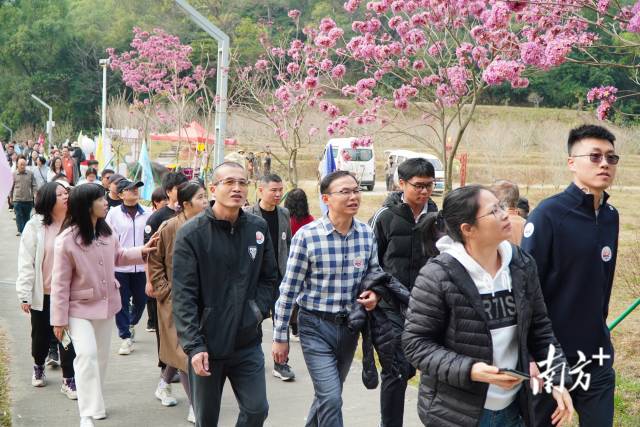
[522, 124, 619, 427]
[172, 162, 278, 426]
[272, 170, 382, 427]
[368, 157, 438, 427]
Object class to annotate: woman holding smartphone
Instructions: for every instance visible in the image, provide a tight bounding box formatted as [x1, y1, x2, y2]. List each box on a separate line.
[50, 184, 157, 427]
[403, 185, 574, 427]
[16, 182, 77, 397]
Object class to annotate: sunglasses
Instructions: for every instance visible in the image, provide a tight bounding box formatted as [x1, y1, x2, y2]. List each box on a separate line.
[572, 153, 620, 165]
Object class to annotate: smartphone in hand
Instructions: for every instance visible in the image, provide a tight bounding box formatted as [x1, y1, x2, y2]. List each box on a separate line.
[61, 329, 72, 350]
[498, 368, 530, 381]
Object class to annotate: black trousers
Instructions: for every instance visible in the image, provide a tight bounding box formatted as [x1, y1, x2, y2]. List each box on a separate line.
[532, 356, 615, 427]
[146, 297, 157, 329]
[190, 343, 268, 427]
[379, 304, 415, 427]
[31, 295, 76, 378]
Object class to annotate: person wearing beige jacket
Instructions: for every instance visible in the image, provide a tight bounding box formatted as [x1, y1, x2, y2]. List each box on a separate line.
[50, 183, 157, 427]
[147, 181, 208, 424]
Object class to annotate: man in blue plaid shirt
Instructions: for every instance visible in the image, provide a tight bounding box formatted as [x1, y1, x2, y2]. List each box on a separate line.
[272, 170, 381, 427]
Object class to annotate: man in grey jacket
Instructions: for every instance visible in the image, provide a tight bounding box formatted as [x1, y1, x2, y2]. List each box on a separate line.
[10, 156, 37, 235]
[244, 173, 295, 381]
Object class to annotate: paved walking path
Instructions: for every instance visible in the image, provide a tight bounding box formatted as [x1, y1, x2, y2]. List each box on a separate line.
[0, 209, 421, 426]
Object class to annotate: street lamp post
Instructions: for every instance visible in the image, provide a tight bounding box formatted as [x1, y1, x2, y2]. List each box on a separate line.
[175, 0, 229, 167]
[0, 122, 13, 142]
[30, 94, 54, 149]
[99, 59, 110, 143]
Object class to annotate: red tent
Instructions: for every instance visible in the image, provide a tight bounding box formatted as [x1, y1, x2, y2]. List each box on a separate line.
[150, 121, 236, 145]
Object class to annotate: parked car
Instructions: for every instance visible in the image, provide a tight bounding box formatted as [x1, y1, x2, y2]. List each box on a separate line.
[384, 149, 445, 195]
[318, 138, 376, 191]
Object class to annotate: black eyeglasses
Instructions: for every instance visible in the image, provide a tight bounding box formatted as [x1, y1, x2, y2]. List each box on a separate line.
[476, 203, 507, 220]
[327, 188, 361, 197]
[572, 153, 620, 165]
[406, 180, 435, 192]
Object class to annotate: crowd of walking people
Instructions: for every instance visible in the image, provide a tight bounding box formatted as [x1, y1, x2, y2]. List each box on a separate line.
[8, 123, 619, 427]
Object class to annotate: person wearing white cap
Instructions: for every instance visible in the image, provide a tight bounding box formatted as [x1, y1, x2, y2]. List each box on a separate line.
[105, 179, 152, 356]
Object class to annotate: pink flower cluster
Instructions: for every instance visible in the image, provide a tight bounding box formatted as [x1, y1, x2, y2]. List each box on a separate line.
[108, 27, 203, 96]
[587, 86, 618, 120]
[351, 136, 373, 148]
[482, 59, 526, 88]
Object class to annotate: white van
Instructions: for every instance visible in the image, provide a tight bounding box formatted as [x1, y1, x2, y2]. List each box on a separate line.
[384, 149, 445, 195]
[318, 138, 376, 191]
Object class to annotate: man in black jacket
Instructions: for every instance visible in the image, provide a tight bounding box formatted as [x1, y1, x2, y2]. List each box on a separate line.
[522, 125, 619, 427]
[172, 162, 278, 426]
[369, 157, 437, 427]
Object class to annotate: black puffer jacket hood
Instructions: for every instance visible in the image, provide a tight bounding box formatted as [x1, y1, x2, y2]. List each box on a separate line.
[348, 270, 413, 389]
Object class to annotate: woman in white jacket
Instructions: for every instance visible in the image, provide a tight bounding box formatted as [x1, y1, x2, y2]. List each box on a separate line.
[16, 181, 77, 399]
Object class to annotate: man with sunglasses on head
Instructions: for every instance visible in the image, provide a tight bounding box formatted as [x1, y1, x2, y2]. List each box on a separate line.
[522, 124, 619, 427]
[172, 162, 278, 426]
[272, 170, 382, 427]
[369, 157, 437, 427]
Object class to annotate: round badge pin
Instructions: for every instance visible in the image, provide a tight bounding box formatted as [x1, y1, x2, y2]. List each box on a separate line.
[523, 223, 535, 238]
[256, 231, 265, 245]
[144, 225, 152, 234]
[282, 231, 286, 240]
[601, 246, 612, 262]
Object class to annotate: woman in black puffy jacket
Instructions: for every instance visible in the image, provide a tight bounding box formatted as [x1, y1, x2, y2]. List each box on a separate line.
[403, 185, 574, 427]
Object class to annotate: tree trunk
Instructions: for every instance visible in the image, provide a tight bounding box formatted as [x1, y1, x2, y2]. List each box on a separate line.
[289, 149, 298, 188]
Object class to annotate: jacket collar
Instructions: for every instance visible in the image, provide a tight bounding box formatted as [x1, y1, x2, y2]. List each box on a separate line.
[205, 204, 247, 225]
[565, 182, 609, 210]
[119, 203, 145, 216]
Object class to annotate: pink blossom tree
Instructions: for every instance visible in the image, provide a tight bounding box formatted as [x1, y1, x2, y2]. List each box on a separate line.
[107, 27, 215, 163]
[560, 1, 640, 120]
[315, 0, 598, 192]
[234, 11, 352, 186]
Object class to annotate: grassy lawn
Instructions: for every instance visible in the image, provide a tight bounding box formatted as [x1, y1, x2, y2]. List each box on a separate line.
[0, 330, 10, 427]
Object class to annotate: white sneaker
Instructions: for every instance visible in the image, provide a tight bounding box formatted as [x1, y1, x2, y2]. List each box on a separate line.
[61, 378, 78, 400]
[80, 416, 95, 427]
[118, 338, 134, 355]
[154, 381, 178, 407]
[31, 365, 46, 387]
[187, 405, 195, 423]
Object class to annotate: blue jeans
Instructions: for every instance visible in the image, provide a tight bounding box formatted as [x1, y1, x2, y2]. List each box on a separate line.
[14, 201, 33, 233]
[479, 400, 523, 427]
[298, 309, 359, 427]
[114, 272, 147, 339]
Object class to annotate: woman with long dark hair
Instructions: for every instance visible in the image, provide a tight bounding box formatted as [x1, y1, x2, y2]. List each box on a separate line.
[50, 184, 157, 427]
[148, 182, 208, 423]
[47, 156, 64, 182]
[16, 182, 77, 397]
[284, 188, 314, 236]
[403, 185, 574, 427]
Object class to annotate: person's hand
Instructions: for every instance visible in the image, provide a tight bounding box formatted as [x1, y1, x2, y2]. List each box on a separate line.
[551, 387, 574, 426]
[529, 361, 544, 391]
[272, 341, 289, 365]
[470, 362, 524, 390]
[53, 326, 67, 342]
[142, 232, 159, 255]
[20, 303, 31, 314]
[191, 352, 211, 377]
[357, 290, 380, 311]
[145, 280, 155, 298]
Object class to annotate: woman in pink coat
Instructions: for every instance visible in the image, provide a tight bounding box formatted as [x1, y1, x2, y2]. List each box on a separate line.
[50, 183, 157, 427]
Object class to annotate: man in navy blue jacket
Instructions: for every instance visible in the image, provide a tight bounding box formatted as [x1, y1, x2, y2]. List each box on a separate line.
[522, 124, 619, 427]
